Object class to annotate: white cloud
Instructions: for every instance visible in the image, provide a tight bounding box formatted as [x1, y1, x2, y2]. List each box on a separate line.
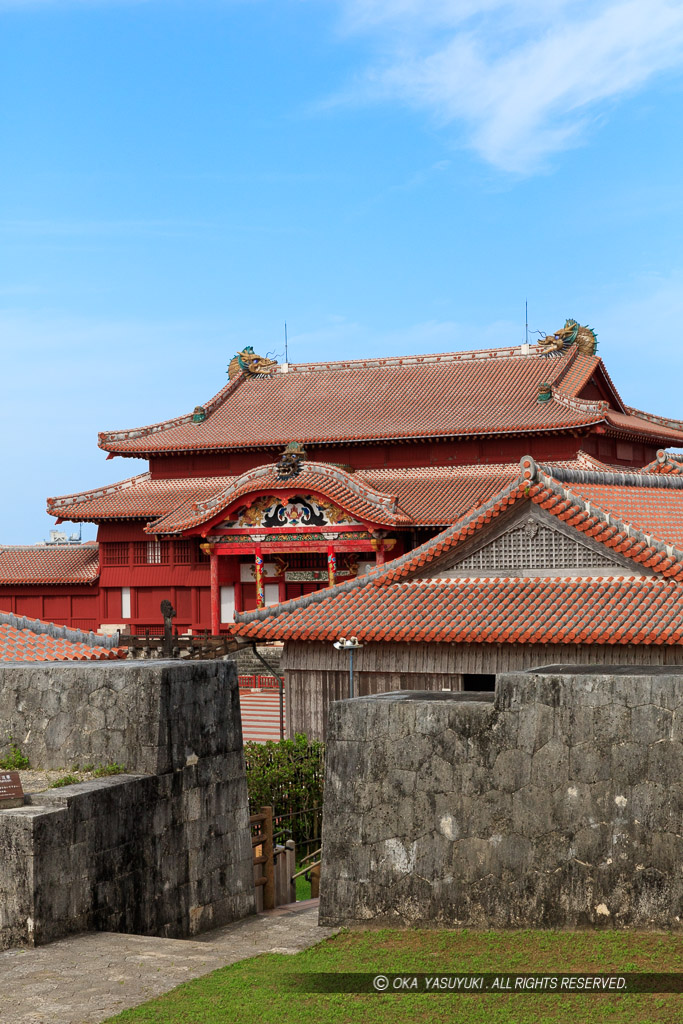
[332, 1, 683, 172]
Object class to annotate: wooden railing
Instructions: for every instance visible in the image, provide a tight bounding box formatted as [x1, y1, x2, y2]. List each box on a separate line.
[118, 632, 245, 659]
[251, 805, 298, 909]
[251, 805, 275, 911]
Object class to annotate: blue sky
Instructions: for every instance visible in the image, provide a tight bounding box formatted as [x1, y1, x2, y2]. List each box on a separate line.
[2, 0, 683, 542]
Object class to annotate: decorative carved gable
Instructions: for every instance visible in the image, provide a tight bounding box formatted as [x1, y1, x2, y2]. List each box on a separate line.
[220, 495, 359, 530]
[442, 515, 632, 577]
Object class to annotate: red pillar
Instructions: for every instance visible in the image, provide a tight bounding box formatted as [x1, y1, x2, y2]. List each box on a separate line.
[210, 547, 220, 635]
[327, 545, 336, 588]
[375, 539, 386, 566]
[255, 545, 265, 609]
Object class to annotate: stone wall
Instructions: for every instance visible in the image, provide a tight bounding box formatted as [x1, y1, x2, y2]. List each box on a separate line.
[319, 668, 683, 929]
[229, 644, 283, 678]
[0, 661, 254, 950]
[0, 660, 234, 774]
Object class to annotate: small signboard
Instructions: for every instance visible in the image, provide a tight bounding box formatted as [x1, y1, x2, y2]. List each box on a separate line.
[0, 771, 24, 810]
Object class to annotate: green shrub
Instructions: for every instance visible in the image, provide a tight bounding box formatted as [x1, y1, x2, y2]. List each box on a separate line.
[50, 774, 80, 788]
[92, 762, 126, 778]
[244, 734, 324, 848]
[0, 738, 30, 771]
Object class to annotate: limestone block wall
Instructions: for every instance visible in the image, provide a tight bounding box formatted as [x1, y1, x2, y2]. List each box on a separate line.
[0, 660, 239, 774]
[319, 668, 683, 929]
[0, 661, 254, 950]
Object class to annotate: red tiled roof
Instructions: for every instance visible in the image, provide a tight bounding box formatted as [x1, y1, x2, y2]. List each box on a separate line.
[146, 461, 411, 534]
[558, 482, 683, 549]
[604, 409, 683, 443]
[47, 473, 234, 522]
[555, 353, 603, 398]
[358, 453, 613, 525]
[234, 575, 683, 645]
[0, 545, 100, 585]
[0, 612, 125, 662]
[49, 455, 614, 531]
[98, 345, 655, 456]
[234, 455, 683, 643]
[643, 450, 683, 475]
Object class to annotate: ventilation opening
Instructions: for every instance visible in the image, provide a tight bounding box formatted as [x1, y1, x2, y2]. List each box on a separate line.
[462, 673, 496, 692]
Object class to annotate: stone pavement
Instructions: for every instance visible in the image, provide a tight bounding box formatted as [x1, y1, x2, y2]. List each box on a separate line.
[0, 900, 336, 1024]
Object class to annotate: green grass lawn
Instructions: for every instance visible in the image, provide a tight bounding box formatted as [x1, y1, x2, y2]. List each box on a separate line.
[105, 928, 683, 1024]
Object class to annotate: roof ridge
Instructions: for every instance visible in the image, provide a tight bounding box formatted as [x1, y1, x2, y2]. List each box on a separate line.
[550, 386, 608, 415]
[48, 473, 151, 510]
[195, 460, 398, 515]
[0, 543, 99, 551]
[535, 462, 683, 489]
[273, 343, 547, 375]
[642, 449, 683, 475]
[147, 460, 406, 535]
[624, 405, 683, 432]
[0, 610, 118, 648]
[526, 459, 683, 578]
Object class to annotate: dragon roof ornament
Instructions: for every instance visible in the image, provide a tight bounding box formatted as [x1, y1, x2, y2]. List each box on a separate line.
[228, 346, 278, 380]
[538, 319, 598, 358]
[276, 441, 307, 481]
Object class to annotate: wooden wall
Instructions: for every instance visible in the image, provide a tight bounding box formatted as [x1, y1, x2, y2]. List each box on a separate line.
[282, 641, 683, 740]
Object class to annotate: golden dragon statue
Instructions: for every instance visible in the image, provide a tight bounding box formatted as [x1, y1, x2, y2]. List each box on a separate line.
[538, 319, 598, 357]
[228, 346, 278, 380]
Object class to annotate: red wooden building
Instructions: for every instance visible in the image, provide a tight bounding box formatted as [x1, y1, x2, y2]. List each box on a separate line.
[2, 328, 683, 635]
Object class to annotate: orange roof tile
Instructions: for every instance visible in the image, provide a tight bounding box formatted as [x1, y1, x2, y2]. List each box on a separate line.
[97, 345, 683, 457]
[0, 611, 125, 661]
[643, 450, 683, 475]
[234, 575, 683, 645]
[0, 545, 100, 585]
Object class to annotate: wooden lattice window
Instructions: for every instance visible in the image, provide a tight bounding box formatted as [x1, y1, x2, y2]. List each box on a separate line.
[102, 543, 129, 566]
[174, 540, 192, 564]
[133, 541, 169, 565]
[453, 519, 617, 573]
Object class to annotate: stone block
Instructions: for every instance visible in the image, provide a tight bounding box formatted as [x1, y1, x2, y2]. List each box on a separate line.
[0, 660, 254, 951]
[320, 672, 683, 929]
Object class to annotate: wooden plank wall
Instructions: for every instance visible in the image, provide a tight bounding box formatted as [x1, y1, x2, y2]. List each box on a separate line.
[282, 641, 683, 740]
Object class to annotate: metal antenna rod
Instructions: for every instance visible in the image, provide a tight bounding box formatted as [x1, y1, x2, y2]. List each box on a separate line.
[284, 321, 288, 363]
[525, 300, 529, 346]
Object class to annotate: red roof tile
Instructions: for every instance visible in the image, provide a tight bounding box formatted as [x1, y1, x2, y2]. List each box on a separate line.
[643, 450, 683, 475]
[48, 455, 614, 531]
[146, 461, 411, 534]
[0, 611, 125, 661]
[557, 482, 683, 549]
[98, 345, 643, 457]
[605, 409, 683, 443]
[554, 353, 603, 398]
[358, 453, 613, 525]
[47, 473, 234, 522]
[234, 455, 683, 643]
[0, 545, 100, 585]
[235, 575, 683, 645]
[98, 344, 683, 456]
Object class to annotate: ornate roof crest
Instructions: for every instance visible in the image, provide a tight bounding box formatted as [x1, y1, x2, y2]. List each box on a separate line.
[228, 346, 278, 380]
[538, 319, 598, 357]
[275, 441, 307, 481]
